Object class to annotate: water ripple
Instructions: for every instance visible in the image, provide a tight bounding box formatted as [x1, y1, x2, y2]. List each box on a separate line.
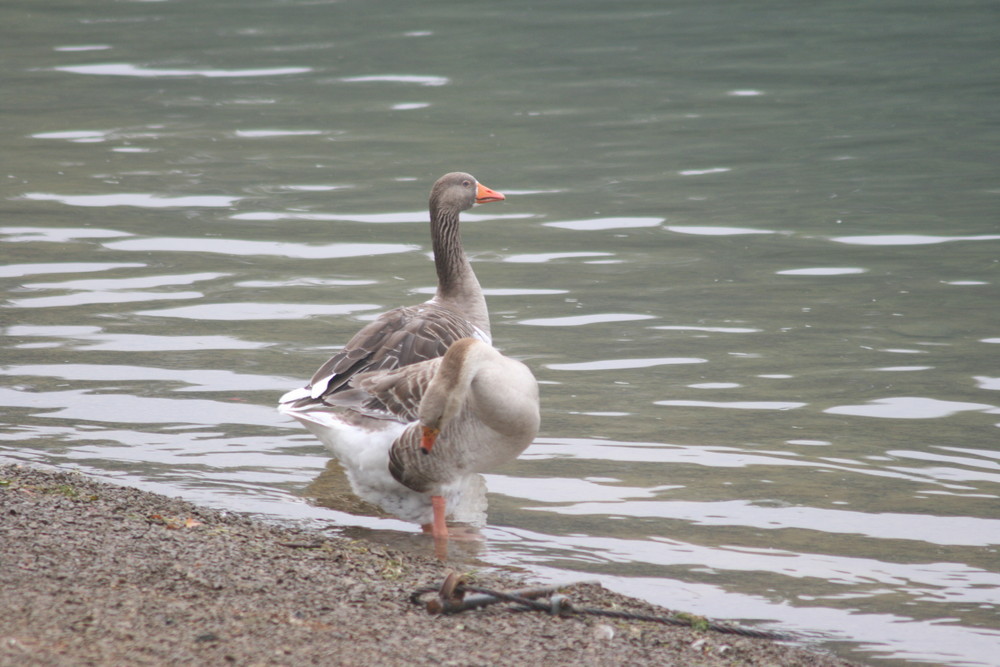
[520, 313, 656, 327]
[666, 225, 775, 236]
[10, 291, 202, 309]
[824, 396, 999, 419]
[6, 325, 263, 351]
[652, 324, 761, 333]
[135, 302, 380, 321]
[537, 498, 1000, 547]
[487, 475, 678, 504]
[339, 74, 448, 86]
[22, 193, 240, 208]
[7, 363, 288, 393]
[24, 272, 225, 291]
[656, 399, 806, 411]
[0, 387, 278, 428]
[544, 217, 663, 231]
[548, 357, 706, 371]
[831, 234, 1000, 246]
[55, 63, 311, 78]
[105, 237, 417, 259]
[777, 267, 867, 276]
[0, 263, 144, 278]
[234, 129, 326, 138]
[678, 167, 732, 176]
[503, 251, 615, 263]
[2, 227, 130, 242]
[974, 376, 1000, 390]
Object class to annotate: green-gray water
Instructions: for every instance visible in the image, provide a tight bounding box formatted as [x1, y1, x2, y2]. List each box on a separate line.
[3, 2, 999, 665]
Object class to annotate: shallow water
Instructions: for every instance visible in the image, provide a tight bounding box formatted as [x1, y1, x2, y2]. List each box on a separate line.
[3, 1, 999, 665]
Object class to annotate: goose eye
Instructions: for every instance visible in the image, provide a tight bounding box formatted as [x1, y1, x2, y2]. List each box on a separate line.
[462, 180, 472, 187]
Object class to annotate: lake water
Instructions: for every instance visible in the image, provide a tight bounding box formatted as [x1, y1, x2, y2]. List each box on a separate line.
[3, 1, 999, 665]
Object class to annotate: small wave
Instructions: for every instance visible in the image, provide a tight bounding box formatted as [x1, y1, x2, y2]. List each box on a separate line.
[55, 63, 311, 78]
[520, 313, 656, 327]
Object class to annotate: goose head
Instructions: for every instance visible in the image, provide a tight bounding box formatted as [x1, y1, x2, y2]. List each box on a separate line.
[429, 172, 505, 216]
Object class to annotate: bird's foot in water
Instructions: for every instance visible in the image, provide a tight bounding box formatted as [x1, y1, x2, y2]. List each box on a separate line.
[420, 523, 482, 542]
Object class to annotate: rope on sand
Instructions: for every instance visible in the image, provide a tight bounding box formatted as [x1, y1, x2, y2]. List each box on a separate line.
[410, 572, 793, 642]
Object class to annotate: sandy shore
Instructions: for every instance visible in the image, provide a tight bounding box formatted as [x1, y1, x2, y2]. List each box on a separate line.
[0, 463, 862, 666]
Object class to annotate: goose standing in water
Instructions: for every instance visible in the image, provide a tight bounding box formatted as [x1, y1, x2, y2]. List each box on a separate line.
[279, 173, 527, 537]
[281, 338, 539, 538]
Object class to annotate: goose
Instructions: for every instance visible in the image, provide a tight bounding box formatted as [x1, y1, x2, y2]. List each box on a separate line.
[279, 172, 505, 410]
[280, 338, 540, 538]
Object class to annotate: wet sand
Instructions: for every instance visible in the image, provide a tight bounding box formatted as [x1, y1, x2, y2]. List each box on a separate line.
[0, 463, 863, 666]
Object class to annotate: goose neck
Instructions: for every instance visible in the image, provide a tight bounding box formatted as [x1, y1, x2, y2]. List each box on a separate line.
[430, 207, 482, 308]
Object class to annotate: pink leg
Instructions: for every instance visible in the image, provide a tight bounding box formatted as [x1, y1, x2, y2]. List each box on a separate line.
[431, 495, 449, 539]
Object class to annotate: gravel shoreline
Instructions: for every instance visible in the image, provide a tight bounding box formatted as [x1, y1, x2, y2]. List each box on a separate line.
[0, 463, 863, 666]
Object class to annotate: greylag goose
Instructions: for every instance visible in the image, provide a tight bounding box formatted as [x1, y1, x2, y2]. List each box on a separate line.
[280, 338, 540, 538]
[279, 172, 505, 410]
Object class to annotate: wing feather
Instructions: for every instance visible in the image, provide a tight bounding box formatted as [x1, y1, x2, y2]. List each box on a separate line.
[351, 358, 440, 422]
[305, 303, 481, 401]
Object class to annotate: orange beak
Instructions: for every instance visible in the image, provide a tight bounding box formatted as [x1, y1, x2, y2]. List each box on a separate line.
[420, 425, 440, 454]
[475, 182, 505, 204]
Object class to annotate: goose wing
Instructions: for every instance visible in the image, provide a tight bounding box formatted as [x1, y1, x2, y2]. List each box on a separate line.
[349, 357, 441, 423]
[298, 302, 487, 402]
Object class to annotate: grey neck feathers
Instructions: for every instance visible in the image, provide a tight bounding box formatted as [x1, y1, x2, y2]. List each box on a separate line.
[429, 205, 487, 329]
